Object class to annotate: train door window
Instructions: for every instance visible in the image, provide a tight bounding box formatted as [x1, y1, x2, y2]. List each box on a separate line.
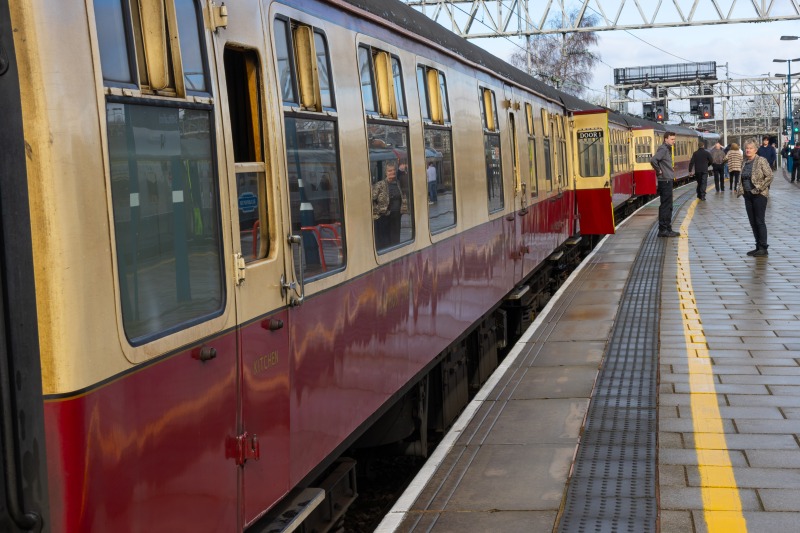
[276, 17, 346, 279]
[358, 46, 377, 114]
[274, 19, 297, 103]
[224, 46, 268, 263]
[94, 0, 135, 85]
[418, 65, 456, 233]
[94, 0, 209, 97]
[525, 104, 539, 198]
[95, 0, 224, 344]
[578, 130, 605, 177]
[480, 87, 503, 212]
[362, 46, 413, 252]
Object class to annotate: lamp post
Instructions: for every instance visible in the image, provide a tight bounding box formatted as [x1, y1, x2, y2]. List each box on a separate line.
[772, 58, 800, 171]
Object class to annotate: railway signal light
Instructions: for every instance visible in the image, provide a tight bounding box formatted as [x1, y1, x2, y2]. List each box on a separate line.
[700, 105, 711, 119]
[655, 106, 665, 122]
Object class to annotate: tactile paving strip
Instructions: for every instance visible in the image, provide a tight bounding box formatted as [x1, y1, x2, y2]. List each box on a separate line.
[557, 194, 693, 532]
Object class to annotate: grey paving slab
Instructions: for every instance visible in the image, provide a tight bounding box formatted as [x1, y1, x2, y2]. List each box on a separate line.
[509, 367, 599, 399]
[526, 340, 606, 367]
[757, 489, 800, 511]
[481, 399, 588, 445]
[443, 444, 575, 512]
[398, 511, 558, 533]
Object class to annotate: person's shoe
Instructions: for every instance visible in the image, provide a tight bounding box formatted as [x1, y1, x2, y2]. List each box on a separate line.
[752, 249, 768, 257]
[658, 230, 680, 237]
[746, 248, 758, 256]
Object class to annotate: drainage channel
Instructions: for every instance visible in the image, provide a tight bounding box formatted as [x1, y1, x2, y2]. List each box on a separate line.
[557, 192, 694, 532]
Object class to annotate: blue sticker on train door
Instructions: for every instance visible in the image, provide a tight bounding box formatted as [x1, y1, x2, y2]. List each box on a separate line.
[238, 192, 258, 213]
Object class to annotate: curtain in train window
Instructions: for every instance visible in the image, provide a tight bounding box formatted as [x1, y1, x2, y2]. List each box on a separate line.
[107, 101, 224, 343]
[284, 117, 345, 279]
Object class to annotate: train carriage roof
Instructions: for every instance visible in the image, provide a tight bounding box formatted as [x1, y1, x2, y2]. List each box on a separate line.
[341, 0, 569, 105]
[341, 0, 701, 138]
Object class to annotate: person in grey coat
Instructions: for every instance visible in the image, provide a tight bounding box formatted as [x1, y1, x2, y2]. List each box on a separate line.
[650, 132, 679, 237]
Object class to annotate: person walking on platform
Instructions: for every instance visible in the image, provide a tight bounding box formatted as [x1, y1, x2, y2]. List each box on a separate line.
[724, 142, 743, 191]
[757, 136, 777, 170]
[791, 144, 800, 183]
[650, 131, 679, 237]
[736, 138, 774, 257]
[710, 142, 726, 191]
[688, 140, 713, 201]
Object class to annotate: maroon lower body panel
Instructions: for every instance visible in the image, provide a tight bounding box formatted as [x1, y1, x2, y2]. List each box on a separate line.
[577, 188, 614, 235]
[42, 197, 574, 532]
[634, 168, 657, 195]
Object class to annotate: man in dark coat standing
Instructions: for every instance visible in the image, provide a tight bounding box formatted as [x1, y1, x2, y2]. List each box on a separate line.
[756, 136, 777, 170]
[650, 132, 679, 237]
[689, 140, 714, 201]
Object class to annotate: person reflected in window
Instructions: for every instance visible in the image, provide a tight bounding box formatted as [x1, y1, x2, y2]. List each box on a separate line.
[372, 160, 407, 249]
[427, 161, 438, 204]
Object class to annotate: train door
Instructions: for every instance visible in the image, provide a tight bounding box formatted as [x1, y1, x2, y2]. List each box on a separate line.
[505, 86, 524, 280]
[215, 38, 292, 525]
[572, 110, 615, 234]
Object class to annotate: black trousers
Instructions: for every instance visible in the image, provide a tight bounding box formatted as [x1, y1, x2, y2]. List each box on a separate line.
[792, 161, 800, 182]
[695, 173, 708, 199]
[657, 180, 674, 232]
[743, 192, 768, 250]
[712, 164, 725, 191]
[729, 171, 740, 190]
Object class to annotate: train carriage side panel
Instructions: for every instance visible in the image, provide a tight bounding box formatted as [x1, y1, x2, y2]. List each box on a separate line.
[632, 127, 657, 195]
[571, 109, 615, 235]
[14, 0, 243, 530]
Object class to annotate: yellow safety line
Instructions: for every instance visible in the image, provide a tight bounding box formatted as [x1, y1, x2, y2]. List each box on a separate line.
[676, 199, 748, 532]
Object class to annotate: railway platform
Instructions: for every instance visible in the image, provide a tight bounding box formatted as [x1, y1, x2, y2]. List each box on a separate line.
[377, 168, 800, 533]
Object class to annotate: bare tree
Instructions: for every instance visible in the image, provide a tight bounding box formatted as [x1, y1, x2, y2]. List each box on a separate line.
[509, 10, 600, 97]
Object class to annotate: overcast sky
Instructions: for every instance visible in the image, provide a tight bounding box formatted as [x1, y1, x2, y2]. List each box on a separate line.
[467, 18, 800, 121]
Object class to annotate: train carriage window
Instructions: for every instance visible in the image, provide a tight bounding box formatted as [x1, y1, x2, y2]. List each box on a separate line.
[543, 138, 553, 192]
[94, 0, 209, 97]
[284, 118, 345, 278]
[175, 0, 207, 92]
[277, 17, 345, 280]
[274, 19, 297, 103]
[480, 87, 503, 212]
[358, 46, 377, 113]
[418, 65, 456, 232]
[107, 101, 224, 344]
[525, 103, 539, 198]
[363, 46, 414, 251]
[95, 0, 135, 85]
[224, 46, 268, 263]
[438, 72, 450, 122]
[417, 67, 429, 120]
[392, 57, 406, 117]
[578, 130, 605, 177]
[315, 33, 333, 109]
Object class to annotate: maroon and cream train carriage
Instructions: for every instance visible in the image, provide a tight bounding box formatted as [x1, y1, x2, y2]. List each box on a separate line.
[0, 0, 616, 531]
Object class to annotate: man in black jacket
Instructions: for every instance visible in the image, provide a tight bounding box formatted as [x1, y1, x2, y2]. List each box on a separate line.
[689, 140, 714, 201]
[791, 144, 800, 183]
